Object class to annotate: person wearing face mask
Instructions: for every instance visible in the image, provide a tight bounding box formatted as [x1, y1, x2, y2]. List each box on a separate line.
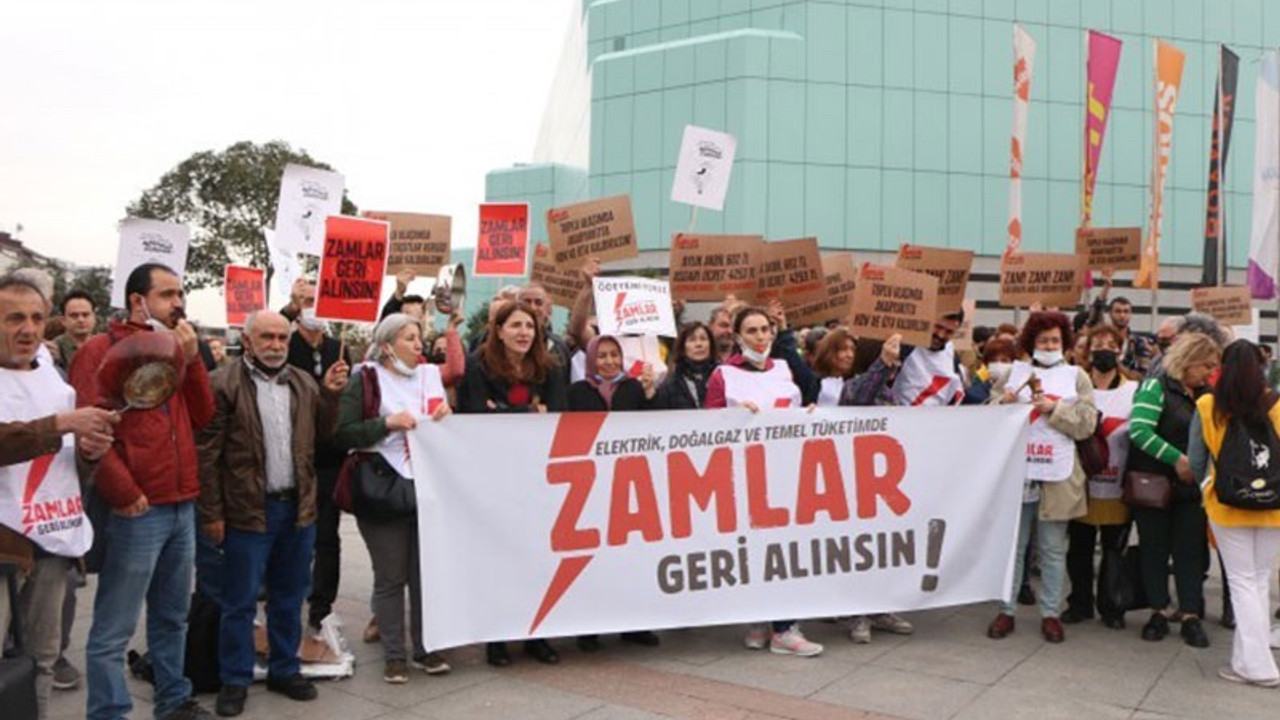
[654, 322, 718, 410]
[195, 311, 347, 717]
[335, 314, 452, 684]
[67, 263, 218, 720]
[1127, 332, 1222, 648]
[1062, 325, 1136, 630]
[987, 312, 1098, 644]
[456, 301, 567, 667]
[968, 337, 1018, 405]
[703, 307, 823, 657]
[811, 328, 856, 407]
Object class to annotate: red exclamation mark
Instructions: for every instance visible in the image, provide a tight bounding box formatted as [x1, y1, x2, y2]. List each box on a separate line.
[920, 519, 946, 591]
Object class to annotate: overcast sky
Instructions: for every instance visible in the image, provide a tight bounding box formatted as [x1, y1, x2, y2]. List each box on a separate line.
[0, 0, 574, 324]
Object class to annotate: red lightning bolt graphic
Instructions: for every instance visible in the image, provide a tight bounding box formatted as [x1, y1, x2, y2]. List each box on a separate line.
[911, 376, 953, 406]
[529, 413, 607, 635]
[22, 454, 55, 534]
[614, 292, 627, 328]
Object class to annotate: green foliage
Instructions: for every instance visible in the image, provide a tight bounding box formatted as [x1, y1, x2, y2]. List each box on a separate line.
[127, 140, 356, 291]
[464, 302, 490, 346]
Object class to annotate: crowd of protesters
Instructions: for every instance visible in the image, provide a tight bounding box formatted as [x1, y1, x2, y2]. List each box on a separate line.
[5, 258, 1280, 720]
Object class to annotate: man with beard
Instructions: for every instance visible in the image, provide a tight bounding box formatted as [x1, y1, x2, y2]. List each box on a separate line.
[197, 311, 346, 717]
[709, 305, 736, 362]
[840, 310, 969, 408]
[1103, 297, 1154, 376]
[69, 263, 217, 720]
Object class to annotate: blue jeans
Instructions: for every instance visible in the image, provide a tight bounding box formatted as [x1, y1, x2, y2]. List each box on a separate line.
[86, 502, 195, 720]
[999, 501, 1068, 618]
[220, 499, 315, 686]
[195, 516, 225, 603]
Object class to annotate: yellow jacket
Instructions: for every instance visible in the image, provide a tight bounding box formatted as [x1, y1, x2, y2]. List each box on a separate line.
[1195, 394, 1280, 528]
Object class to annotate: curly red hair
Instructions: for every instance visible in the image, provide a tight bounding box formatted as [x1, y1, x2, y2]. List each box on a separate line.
[1017, 311, 1073, 358]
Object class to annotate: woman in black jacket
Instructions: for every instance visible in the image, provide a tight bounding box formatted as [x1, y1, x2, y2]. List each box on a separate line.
[456, 300, 567, 667]
[653, 322, 717, 410]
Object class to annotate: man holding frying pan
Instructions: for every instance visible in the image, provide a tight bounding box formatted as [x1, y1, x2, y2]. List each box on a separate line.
[69, 262, 218, 720]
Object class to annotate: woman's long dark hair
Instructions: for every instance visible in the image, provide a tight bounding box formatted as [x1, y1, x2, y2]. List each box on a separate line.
[1213, 339, 1272, 427]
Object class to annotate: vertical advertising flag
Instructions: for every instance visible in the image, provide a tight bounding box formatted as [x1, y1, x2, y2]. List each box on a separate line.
[1248, 51, 1280, 300]
[1082, 31, 1123, 225]
[1202, 46, 1240, 287]
[1134, 40, 1186, 290]
[1005, 25, 1037, 261]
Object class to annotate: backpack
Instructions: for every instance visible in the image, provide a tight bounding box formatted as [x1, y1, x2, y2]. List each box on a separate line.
[1214, 416, 1280, 510]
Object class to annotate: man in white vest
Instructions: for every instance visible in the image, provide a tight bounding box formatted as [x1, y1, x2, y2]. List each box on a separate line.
[0, 274, 117, 718]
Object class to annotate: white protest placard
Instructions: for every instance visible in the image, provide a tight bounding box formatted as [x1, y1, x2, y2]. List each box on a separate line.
[273, 163, 345, 256]
[408, 405, 1030, 651]
[670, 125, 737, 211]
[593, 276, 677, 338]
[266, 228, 303, 308]
[111, 218, 191, 308]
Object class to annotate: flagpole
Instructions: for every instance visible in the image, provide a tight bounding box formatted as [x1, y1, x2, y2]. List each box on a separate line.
[1218, 44, 1227, 286]
[1150, 40, 1159, 328]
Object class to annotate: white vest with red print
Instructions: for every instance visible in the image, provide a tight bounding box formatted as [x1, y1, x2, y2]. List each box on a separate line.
[0, 363, 93, 556]
[1089, 380, 1136, 499]
[371, 363, 446, 479]
[1007, 361, 1080, 482]
[892, 344, 963, 407]
[719, 363, 801, 410]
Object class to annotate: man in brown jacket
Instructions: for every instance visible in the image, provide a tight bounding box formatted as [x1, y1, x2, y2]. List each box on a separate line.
[196, 310, 346, 717]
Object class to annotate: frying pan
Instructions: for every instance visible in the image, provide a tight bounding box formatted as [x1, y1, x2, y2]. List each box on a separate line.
[97, 331, 184, 411]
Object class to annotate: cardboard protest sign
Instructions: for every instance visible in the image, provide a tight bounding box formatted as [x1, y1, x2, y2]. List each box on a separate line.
[529, 243, 587, 309]
[273, 163, 344, 256]
[315, 216, 389, 323]
[111, 218, 191, 308]
[895, 244, 974, 315]
[474, 204, 530, 277]
[755, 237, 826, 309]
[668, 234, 762, 302]
[998, 253, 1088, 308]
[593, 277, 677, 337]
[1075, 226, 1142, 270]
[546, 195, 638, 268]
[671, 125, 737, 211]
[223, 265, 266, 328]
[362, 211, 451, 277]
[789, 253, 859, 328]
[1190, 285, 1253, 326]
[849, 264, 940, 347]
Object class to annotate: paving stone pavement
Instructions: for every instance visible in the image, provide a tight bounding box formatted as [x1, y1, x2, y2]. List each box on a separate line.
[48, 516, 1280, 720]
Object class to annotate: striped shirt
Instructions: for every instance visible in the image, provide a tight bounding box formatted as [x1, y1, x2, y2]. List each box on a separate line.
[1128, 377, 1183, 466]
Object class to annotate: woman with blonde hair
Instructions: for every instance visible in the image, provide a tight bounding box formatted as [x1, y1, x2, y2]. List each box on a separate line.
[1127, 332, 1222, 647]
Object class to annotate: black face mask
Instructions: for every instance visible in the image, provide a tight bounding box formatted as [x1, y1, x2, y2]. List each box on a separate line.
[428, 351, 447, 364]
[1090, 349, 1118, 372]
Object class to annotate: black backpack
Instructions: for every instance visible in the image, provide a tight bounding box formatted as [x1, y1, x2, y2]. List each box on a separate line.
[1214, 416, 1280, 510]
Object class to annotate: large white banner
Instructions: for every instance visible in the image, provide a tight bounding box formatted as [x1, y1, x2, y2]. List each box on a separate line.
[593, 276, 677, 337]
[111, 218, 191, 308]
[408, 405, 1030, 651]
[273, 163, 344, 256]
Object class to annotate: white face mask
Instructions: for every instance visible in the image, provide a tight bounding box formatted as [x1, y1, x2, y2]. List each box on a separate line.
[988, 361, 1012, 384]
[299, 307, 327, 332]
[385, 345, 417, 377]
[739, 340, 772, 365]
[1033, 349, 1064, 367]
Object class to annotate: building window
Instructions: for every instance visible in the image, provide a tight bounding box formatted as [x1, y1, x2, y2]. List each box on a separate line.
[613, 36, 626, 52]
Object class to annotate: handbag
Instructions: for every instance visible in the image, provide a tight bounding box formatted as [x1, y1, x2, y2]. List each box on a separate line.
[1074, 410, 1109, 477]
[1100, 526, 1148, 613]
[333, 367, 416, 520]
[1123, 470, 1172, 510]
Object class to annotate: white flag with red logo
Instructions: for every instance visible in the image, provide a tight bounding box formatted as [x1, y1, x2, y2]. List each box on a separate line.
[1005, 25, 1037, 261]
[593, 276, 678, 338]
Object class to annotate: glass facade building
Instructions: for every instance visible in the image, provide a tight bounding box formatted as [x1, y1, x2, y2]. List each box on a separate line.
[464, 0, 1280, 335]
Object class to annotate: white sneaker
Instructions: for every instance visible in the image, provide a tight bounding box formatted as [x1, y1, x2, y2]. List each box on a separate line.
[870, 613, 914, 635]
[743, 624, 770, 650]
[849, 616, 872, 644]
[770, 626, 823, 657]
[1218, 666, 1280, 688]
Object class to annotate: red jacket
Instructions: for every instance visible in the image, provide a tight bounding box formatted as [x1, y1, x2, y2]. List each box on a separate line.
[68, 321, 215, 509]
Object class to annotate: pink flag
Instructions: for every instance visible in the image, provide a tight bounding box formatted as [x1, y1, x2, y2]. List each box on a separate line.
[1083, 31, 1123, 224]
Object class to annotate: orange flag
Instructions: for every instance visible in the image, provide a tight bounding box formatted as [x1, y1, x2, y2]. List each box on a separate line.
[1134, 40, 1186, 289]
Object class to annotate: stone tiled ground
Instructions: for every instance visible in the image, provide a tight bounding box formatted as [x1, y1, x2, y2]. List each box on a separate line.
[49, 517, 1280, 720]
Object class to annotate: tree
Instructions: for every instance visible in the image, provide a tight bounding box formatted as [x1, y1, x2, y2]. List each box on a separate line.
[127, 141, 357, 291]
[464, 302, 490, 347]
